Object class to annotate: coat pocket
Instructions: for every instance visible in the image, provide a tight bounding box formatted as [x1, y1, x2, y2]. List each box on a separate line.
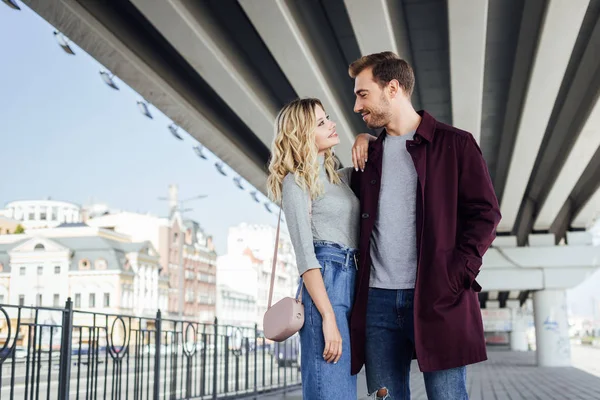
[445, 249, 466, 295]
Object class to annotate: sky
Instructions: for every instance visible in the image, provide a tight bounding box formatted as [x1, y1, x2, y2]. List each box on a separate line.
[1, 3, 598, 317]
[0, 4, 280, 256]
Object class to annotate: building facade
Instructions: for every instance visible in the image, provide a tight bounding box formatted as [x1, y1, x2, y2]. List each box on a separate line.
[0, 216, 20, 235]
[0, 225, 168, 318]
[217, 224, 298, 329]
[2, 200, 82, 229]
[86, 187, 217, 322]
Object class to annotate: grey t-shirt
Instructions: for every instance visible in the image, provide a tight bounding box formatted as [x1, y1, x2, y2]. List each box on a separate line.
[282, 163, 360, 277]
[370, 132, 418, 289]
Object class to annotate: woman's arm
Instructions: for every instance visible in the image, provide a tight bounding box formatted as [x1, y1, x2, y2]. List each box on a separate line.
[281, 175, 342, 363]
[352, 133, 378, 171]
[301, 269, 341, 363]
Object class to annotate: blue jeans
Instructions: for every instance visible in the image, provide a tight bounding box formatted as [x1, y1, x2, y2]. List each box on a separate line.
[366, 288, 468, 400]
[299, 240, 358, 400]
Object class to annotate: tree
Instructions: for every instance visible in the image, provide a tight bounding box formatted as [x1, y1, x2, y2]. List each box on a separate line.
[14, 224, 25, 234]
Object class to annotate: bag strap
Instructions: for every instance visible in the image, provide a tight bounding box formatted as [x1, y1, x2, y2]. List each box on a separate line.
[267, 196, 311, 309]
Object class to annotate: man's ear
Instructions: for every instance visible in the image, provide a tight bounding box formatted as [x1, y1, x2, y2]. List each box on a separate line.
[388, 79, 400, 98]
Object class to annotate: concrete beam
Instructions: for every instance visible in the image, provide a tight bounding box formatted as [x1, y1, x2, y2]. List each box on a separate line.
[239, 0, 356, 166]
[534, 95, 600, 230]
[344, 0, 421, 108]
[572, 186, 600, 229]
[447, 0, 488, 142]
[22, 0, 269, 191]
[129, 0, 278, 147]
[528, 233, 555, 247]
[498, 1, 589, 232]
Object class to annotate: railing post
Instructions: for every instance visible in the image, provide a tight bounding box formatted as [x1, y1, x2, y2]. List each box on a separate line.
[253, 323, 258, 398]
[58, 298, 73, 400]
[212, 317, 218, 400]
[154, 310, 162, 400]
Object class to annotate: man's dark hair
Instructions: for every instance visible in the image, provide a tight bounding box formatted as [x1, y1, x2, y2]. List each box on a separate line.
[349, 51, 415, 97]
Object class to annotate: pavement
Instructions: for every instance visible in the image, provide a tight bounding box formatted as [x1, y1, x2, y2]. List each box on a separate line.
[266, 346, 600, 399]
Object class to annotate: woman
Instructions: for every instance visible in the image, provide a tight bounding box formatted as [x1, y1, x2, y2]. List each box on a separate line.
[267, 98, 362, 399]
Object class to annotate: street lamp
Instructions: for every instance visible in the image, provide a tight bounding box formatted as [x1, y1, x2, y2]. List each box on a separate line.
[2, 0, 20, 10]
[264, 202, 273, 213]
[137, 100, 153, 119]
[99, 70, 119, 90]
[214, 162, 227, 176]
[168, 124, 183, 140]
[233, 176, 244, 190]
[53, 31, 75, 55]
[193, 145, 208, 160]
[158, 189, 207, 319]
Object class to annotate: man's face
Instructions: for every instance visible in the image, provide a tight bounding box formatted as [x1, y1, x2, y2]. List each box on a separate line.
[353, 68, 393, 129]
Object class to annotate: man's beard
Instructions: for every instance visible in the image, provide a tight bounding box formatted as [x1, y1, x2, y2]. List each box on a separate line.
[365, 96, 392, 129]
[365, 109, 392, 129]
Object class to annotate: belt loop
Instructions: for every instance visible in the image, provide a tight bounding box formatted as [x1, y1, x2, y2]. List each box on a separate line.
[344, 251, 350, 267]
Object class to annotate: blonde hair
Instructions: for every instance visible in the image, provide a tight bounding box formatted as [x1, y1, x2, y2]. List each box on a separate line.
[267, 98, 340, 203]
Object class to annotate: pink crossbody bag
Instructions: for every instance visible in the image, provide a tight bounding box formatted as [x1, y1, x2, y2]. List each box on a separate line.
[263, 198, 309, 342]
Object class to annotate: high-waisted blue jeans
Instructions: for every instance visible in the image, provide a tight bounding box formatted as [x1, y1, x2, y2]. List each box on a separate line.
[299, 240, 358, 400]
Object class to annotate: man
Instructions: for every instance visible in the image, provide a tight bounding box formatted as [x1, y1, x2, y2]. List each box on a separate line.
[348, 51, 501, 399]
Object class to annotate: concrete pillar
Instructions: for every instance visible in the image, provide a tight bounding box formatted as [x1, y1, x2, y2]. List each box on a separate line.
[533, 289, 571, 366]
[507, 300, 528, 351]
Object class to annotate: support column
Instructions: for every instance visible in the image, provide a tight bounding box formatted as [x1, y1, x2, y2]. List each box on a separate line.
[506, 300, 528, 351]
[533, 289, 571, 366]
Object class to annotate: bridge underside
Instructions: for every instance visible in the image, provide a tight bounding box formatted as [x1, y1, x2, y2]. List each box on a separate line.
[18, 1, 600, 308]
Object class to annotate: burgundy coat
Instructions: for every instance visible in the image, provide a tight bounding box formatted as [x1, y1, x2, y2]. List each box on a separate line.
[350, 111, 501, 374]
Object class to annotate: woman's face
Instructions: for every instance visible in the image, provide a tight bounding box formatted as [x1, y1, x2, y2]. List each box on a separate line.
[313, 105, 339, 154]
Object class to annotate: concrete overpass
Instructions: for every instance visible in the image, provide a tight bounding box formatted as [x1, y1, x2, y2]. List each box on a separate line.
[16, 0, 600, 367]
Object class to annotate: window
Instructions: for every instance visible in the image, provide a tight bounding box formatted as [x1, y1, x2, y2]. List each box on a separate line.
[36, 294, 42, 307]
[28, 208, 35, 221]
[74, 294, 81, 308]
[89, 293, 96, 308]
[54, 266, 61, 274]
[19, 266, 25, 276]
[79, 259, 90, 270]
[40, 208, 47, 220]
[53, 294, 59, 307]
[37, 266, 43, 275]
[103, 293, 110, 308]
[18, 295, 25, 306]
[95, 259, 107, 270]
[0, 295, 4, 304]
[51, 207, 57, 221]
[185, 290, 194, 302]
[34, 243, 45, 251]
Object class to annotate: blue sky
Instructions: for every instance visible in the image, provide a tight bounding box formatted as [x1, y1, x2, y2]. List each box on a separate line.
[1, 3, 598, 317]
[0, 4, 279, 255]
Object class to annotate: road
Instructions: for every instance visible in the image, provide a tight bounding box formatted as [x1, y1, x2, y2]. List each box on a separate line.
[572, 344, 600, 378]
[0, 350, 300, 399]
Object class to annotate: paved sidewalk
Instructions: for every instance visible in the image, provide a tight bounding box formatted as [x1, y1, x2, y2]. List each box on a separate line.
[266, 349, 600, 399]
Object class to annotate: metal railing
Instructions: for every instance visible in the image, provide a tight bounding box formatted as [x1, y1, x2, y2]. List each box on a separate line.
[0, 299, 301, 399]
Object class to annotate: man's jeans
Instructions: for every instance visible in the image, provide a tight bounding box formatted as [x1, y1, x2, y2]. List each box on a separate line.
[365, 288, 468, 399]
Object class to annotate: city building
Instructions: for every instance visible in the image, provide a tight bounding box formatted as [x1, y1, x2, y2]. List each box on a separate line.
[217, 223, 298, 329]
[86, 186, 217, 322]
[0, 224, 169, 317]
[216, 284, 257, 328]
[0, 216, 21, 235]
[1, 199, 82, 229]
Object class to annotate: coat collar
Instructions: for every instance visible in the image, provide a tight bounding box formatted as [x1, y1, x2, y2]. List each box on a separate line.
[368, 110, 436, 163]
[415, 110, 436, 143]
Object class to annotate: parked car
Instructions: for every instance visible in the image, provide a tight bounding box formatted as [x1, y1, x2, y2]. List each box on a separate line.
[273, 336, 300, 368]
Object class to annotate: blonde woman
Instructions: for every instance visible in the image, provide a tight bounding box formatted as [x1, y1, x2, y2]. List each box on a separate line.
[267, 98, 362, 399]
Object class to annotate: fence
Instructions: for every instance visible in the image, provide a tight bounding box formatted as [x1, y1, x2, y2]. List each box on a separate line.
[0, 299, 301, 399]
